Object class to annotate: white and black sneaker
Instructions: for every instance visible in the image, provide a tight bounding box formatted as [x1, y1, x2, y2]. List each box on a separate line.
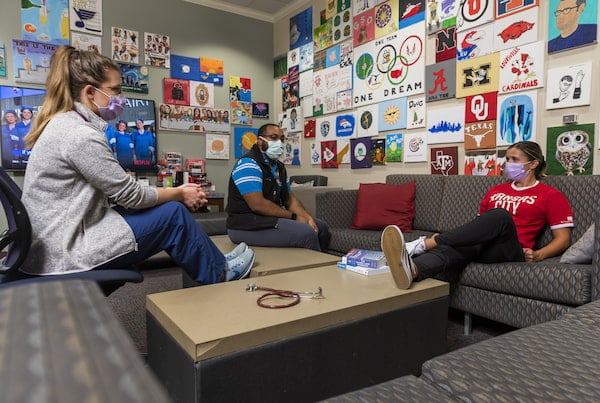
[381, 225, 416, 290]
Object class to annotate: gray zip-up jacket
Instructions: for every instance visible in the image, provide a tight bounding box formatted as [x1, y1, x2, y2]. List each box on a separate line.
[21, 102, 158, 275]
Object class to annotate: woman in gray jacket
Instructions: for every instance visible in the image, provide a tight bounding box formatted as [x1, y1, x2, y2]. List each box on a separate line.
[21, 46, 254, 283]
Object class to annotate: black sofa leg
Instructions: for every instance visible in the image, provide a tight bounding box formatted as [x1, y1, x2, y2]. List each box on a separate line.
[464, 312, 472, 335]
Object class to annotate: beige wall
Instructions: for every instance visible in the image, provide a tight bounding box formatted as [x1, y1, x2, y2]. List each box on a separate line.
[273, 2, 600, 190]
[0, 0, 274, 195]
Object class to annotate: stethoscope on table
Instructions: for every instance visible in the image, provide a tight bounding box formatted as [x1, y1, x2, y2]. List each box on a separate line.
[246, 283, 325, 308]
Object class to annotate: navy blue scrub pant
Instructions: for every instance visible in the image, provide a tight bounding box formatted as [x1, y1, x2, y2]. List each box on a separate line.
[98, 201, 226, 284]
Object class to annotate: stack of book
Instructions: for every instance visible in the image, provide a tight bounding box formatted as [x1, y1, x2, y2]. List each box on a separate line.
[338, 248, 390, 276]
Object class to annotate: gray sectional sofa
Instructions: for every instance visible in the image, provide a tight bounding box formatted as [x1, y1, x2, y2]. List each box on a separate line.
[326, 297, 600, 402]
[317, 174, 600, 331]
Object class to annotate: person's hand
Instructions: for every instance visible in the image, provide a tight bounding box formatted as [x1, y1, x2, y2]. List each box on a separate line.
[178, 183, 207, 211]
[297, 214, 318, 232]
[522, 248, 543, 262]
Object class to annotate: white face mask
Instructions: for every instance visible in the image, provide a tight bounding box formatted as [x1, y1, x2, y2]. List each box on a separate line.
[260, 136, 284, 159]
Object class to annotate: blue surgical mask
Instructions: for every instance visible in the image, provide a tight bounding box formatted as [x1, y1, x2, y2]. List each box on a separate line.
[260, 136, 284, 160]
[504, 161, 531, 182]
[93, 87, 126, 121]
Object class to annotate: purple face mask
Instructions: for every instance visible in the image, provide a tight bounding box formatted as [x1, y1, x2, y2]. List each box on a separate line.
[504, 161, 530, 182]
[93, 87, 126, 121]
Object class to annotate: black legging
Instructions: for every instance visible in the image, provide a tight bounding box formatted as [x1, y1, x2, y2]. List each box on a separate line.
[414, 208, 525, 280]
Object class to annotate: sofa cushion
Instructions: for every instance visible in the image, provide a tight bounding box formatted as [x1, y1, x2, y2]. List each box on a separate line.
[560, 223, 594, 264]
[351, 182, 416, 231]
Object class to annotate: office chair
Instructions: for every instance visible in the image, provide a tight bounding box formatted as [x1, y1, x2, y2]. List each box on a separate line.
[0, 167, 143, 295]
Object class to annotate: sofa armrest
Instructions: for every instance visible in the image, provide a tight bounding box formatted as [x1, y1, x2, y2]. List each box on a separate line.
[316, 189, 357, 227]
[593, 207, 600, 301]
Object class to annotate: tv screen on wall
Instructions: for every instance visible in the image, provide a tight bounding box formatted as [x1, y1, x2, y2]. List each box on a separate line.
[104, 98, 157, 173]
[0, 85, 46, 171]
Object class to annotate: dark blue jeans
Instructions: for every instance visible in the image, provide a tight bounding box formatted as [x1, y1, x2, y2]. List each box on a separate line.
[228, 217, 331, 251]
[414, 208, 525, 280]
[98, 202, 226, 284]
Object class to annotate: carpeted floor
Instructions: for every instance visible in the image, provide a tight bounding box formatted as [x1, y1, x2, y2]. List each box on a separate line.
[107, 269, 515, 355]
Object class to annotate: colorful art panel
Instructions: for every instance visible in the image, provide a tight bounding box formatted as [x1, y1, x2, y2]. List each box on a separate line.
[252, 102, 269, 119]
[163, 78, 189, 105]
[71, 32, 102, 53]
[119, 63, 149, 94]
[315, 115, 336, 141]
[546, 124, 594, 176]
[314, 20, 333, 52]
[496, 91, 536, 146]
[290, 7, 313, 49]
[427, 105, 465, 144]
[206, 133, 229, 160]
[22, 0, 69, 46]
[233, 127, 258, 158]
[288, 48, 300, 69]
[321, 140, 339, 169]
[403, 131, 428, 162]
[190, 81, 214, 108]
[406, 95, 426, 129]
[281, 131, 302, 166]
[464, 149, 500, 176]
[374, 0, 400, 39]
[170, 54, 201, 81]
[457, 0, 494, 32]
[350, 137, 373, 169]
[299, 43, 314, 72]
[353, 22, 426, 108]
[111, 26, 139, 64]
[69, 0, 102, 34]
[144, 32, 170, 68]
[332, 8, 353, 45]
[336, 113, 356, 138]
[465, 91, 497, 123]
[464, 120, 497, 150]
[199, 57, 224, 86]
[430, 146, 458, 175]
[435, 27, 457, 62]
[353, 9, 375, 47]
[304, 118, 316, 138]
[356, 104, 378, 137]
[426, 59, 456, 102]
[548, 0, 597, 53]
[493, 7, 538, 52]
[310, 141, 322, 165]
[498, 40, 544, 94]
[399, 0, 425, 29]
[0, 43, 5, 77]
[545, 62, 592, 110]
[229, 76, 252, 103]
[371, 138, 386, 165]
[457, 22, 494, 60]
[159, 104, 230, 133]
[385, 133, 403, 162]
[337, 89, 354, 111]
[337, 139, 351, 164]
[12, 39, 57, 84]
[427, 0, 458, 35]
[378, 97, 407, 131]
[230, 101, 253, 126]
[455, 52, 499, 98]
[495, 0, 538, 19]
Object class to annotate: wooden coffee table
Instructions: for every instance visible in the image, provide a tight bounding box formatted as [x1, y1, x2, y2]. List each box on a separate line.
[147, 265, 449, 402]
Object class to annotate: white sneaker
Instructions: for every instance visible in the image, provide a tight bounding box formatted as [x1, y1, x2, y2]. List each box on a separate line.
[224, 242, 248, 261]
[381, 225, 416, 290]
[405, 236, 426, 256]
[225, 249, 255, 281]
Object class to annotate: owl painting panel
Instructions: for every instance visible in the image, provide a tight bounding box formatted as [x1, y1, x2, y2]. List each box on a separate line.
[546, 124, 595, 176]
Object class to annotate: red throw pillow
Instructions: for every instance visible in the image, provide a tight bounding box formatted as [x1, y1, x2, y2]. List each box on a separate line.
[352, 182, 416, 231]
